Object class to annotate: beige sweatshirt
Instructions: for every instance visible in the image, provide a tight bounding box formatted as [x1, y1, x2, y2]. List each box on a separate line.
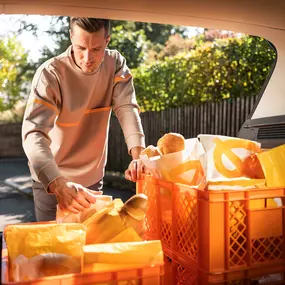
[22, 46, 145, 190]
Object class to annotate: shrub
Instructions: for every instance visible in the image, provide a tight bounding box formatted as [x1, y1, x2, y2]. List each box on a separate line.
[133, 35, 276, 112]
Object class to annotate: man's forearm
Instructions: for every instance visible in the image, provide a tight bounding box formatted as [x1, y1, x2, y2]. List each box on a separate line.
[114, 105, 145, 152]
[23, 131, 61, 191]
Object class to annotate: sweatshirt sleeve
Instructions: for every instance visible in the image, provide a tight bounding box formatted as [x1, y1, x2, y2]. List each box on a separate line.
[22, 66, 62, 191]
[112, 52, 145, 154]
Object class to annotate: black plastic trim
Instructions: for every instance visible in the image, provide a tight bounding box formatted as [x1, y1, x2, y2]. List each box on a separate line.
[238, 115, 285, 148]
[237, 39, 280, 147]
[245, 39, 278, 121]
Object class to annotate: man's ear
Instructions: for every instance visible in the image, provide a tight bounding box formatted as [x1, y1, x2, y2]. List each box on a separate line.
[106, 35, 111, 47]
[69, 29, 73, 41]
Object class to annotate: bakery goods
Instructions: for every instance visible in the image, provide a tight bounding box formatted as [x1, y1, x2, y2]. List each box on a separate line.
[157, 133, 185, 154]
[118, 194, 149, 237]
[12, 253, 80, 281]
[140, 145, 161, 157]
[121, 194, 149, 220]
[5, 223, 85, 281]
[56, 195, 112, 223]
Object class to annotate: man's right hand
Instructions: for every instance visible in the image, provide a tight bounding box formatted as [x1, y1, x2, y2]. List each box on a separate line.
[48, 176, 102, 214]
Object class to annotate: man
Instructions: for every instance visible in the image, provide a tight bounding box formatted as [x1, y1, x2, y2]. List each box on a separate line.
[22, 17, 145, 221]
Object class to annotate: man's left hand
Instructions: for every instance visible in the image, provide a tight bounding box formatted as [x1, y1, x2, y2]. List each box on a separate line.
[125, 159, 145, 182]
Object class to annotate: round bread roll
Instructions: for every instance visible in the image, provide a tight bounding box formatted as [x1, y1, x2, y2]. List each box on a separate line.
[157, 133, 185, 154]
[118, 194, 149, 237]
[140, 145, 161, 157]
[122, 193, 149, 220]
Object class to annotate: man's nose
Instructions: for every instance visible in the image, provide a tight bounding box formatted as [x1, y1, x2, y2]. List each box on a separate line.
[84, 51, 93, 62]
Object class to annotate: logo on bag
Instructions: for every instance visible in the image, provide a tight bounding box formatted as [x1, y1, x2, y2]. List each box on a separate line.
[164, 160, 204, 185]
[213, 138, 260, 178]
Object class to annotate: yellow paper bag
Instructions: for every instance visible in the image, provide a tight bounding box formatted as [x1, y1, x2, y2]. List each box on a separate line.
[83, 199, 126, 244]
[4, 223, 86, 281]
[257, 144, 285, 187]
[207, 178, 266, 190]
[83, 241, 163, 285]
[107, 227, 142, 243]
[83, 240, 163, 270]
[83, 198, 147, 244]
[83, 240, 163, 285]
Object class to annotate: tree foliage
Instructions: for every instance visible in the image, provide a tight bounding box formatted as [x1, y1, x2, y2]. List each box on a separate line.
[36, 16, 71, 66]
[133, 36, 276, 112]
[2, 16, 277, 115]
[108, 22, 149, 69]
[0, 36, 30, 111]
[29, 17, 186, 69]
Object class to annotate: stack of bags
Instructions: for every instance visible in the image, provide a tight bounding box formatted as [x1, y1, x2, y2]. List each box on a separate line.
[140, 132, 285, 191]
[4, 194, 163, 282]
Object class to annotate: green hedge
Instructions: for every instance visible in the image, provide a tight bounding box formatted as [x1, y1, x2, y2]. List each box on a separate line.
[133, 36, 276, 112]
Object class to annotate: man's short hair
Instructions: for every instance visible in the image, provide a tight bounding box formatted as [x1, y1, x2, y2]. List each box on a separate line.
[70, 17, 111, 37]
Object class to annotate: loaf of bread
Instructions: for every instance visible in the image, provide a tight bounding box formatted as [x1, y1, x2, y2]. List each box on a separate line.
[140, 145, 161, 157]
[157, 133, 185, 154]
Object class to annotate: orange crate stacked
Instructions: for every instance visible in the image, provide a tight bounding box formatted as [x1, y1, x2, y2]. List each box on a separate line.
[1, 233, 164, 285]
[137, 175, 285, 285]
[163, 255, 284, 285]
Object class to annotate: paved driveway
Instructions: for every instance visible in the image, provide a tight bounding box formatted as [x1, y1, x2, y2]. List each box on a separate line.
[0, 158, 134, 232]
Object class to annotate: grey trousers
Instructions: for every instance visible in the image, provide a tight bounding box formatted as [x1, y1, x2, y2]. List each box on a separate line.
[32, 179, 103, 222]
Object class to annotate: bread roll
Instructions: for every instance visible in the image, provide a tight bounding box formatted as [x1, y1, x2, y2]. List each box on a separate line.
[140, 145, 161, 157]
[157, 133, 185, 154]
[12, 253, 80, 281]
[118, 194, 149, 237]
[121, 194, 149, 221]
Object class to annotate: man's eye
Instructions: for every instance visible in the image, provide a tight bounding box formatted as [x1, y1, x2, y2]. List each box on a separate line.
[93, 48, 101, 52]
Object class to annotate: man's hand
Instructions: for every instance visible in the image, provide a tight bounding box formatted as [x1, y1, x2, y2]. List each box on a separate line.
[48, 177, 102, 214]
[125, 146, 146, 182]
[125, 159, 145, 182]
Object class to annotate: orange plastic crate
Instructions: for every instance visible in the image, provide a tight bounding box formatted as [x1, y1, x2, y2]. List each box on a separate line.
[164, 253, 196, 285]
[137, 175, 285, 280]
[1, 233, 164, 285]
[164, 250, 285, 285]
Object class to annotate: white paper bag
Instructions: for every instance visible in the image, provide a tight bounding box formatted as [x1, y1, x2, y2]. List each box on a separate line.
[198, 134, 261, 181]
[140, 138, 205, 186]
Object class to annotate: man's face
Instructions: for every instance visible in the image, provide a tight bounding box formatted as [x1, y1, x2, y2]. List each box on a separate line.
[70, 25, 110, 73]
